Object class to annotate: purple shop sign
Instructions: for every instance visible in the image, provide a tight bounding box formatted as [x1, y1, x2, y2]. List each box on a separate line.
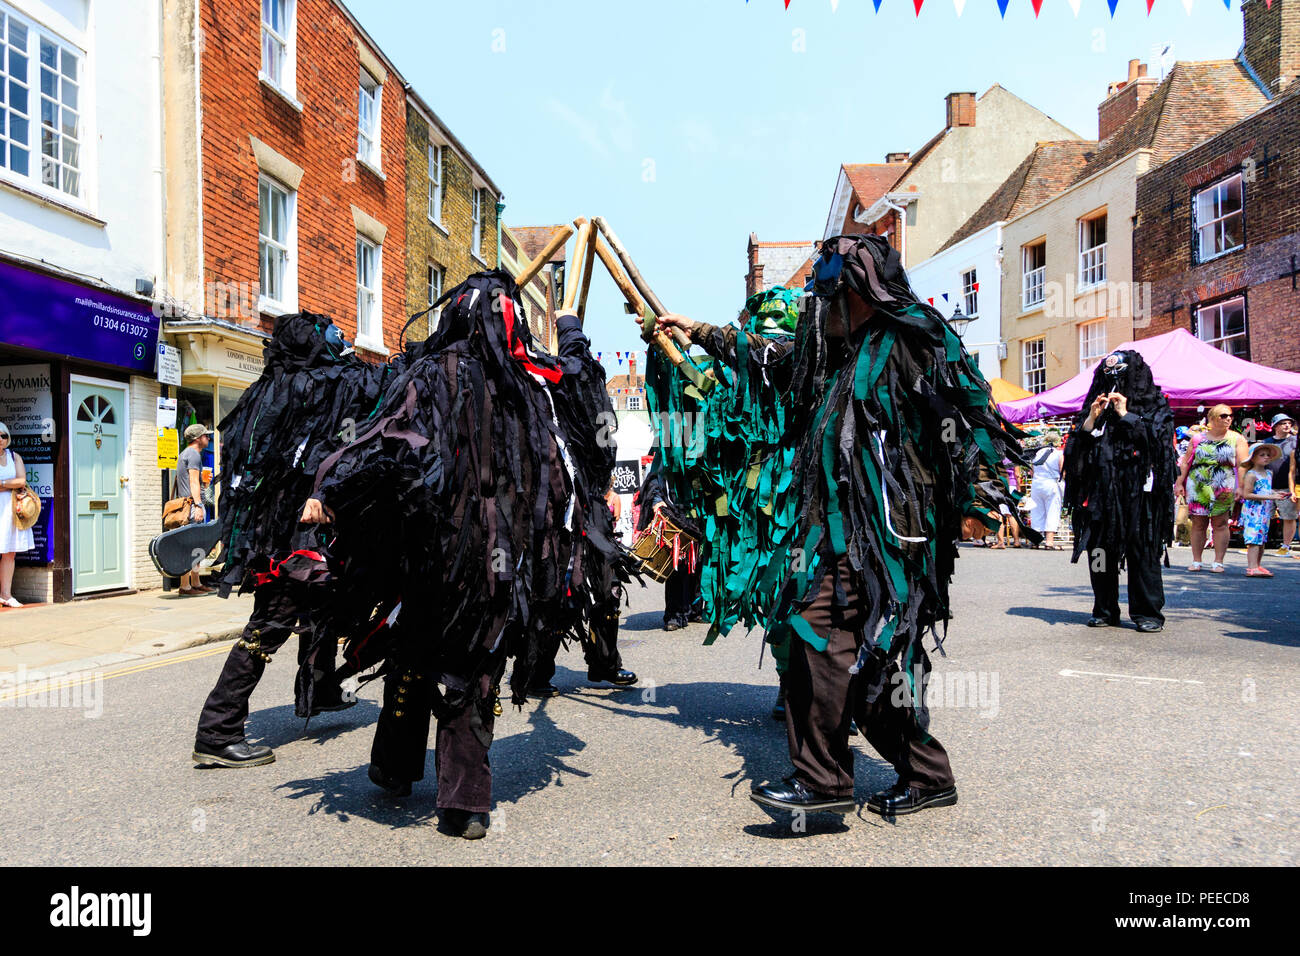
[0, 259, 159, 373]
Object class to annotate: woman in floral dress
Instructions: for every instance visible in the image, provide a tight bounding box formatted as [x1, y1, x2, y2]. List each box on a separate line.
[1175, 404, 1248, 572]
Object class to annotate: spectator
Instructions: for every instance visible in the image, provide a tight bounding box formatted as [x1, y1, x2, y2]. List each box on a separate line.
[1239, 442, 1287, 577]
[175, 423, 213, 596]
[1262, 413, 1297, 556]
[1176, 404, 1248, 572]
[0, 422, 34, 608]
[1028, 432, 1065, 550]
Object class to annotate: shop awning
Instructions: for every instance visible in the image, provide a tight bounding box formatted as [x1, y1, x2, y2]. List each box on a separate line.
[988, 377, 1032, 405]
[999, 329, 1300, 424]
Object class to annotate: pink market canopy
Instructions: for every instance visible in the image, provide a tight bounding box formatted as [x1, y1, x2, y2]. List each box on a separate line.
[999, 329, 1300, 424]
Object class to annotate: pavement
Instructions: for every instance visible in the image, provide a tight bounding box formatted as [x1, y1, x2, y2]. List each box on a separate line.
[0, 543, 1296, 865]
[0, 587, 253, 676]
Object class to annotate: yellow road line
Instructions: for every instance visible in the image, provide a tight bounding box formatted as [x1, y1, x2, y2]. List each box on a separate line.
[0, 641, 234, 703]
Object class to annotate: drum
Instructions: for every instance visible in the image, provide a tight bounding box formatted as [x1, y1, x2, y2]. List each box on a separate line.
[631, 510, 700, 582]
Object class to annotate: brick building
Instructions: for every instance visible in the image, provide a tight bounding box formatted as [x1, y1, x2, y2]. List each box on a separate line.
[1133, 0, 1300, 370]
[404, 90, 501, 341]
[1000, 52, 1266, 392]
[820, 87, 1080, 267]
[500, 226, 554, 346]
[606, 354, 646, 412]
[507, 225, 570, 350]
[744, 235, 815, 298]
[164, 0, 408, 357]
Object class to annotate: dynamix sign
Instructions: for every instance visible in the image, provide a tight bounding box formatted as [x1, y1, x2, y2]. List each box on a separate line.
[0, 260, 159, 373]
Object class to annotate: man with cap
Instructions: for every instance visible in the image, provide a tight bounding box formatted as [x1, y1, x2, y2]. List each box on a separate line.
[1262, 413, 1297, 555]
[175, 423, 213, 595]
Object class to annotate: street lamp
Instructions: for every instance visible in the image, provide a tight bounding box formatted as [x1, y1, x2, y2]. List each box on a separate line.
[949, 303, 972, 338]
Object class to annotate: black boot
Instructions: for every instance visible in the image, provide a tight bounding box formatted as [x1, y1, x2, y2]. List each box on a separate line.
[441, 809, 489, 839]
[192, 740, 275, 768]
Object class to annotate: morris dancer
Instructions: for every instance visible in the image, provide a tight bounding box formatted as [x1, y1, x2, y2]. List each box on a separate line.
[1069, 351, 1176, 632]
[192, 314, 382, 768]
[302, 278, 635, 839]
[671, 235, 1026, 818]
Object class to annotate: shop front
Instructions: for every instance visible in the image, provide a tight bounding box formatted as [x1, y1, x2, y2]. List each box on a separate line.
[160, 316, 268, 528]
[0, 257, 161, 603]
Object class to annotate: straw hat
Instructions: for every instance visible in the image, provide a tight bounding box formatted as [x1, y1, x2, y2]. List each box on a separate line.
[13, 489, 41, 531]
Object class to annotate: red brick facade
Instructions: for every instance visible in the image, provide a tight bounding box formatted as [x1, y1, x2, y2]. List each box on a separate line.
[199, 0, 407, 352]
[1132, 89, 1300, 369]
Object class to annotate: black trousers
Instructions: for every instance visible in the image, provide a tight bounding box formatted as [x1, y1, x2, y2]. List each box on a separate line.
[1088, 545, 1165, 626]
[529, 593, 624, 687]
[195, 578, 338, 748]
[370, 660, 502, 813]
[785, 555, 955, 797]
[664, 564, 700, 626]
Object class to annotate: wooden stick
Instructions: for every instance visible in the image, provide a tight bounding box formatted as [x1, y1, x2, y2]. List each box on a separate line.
[576, 223, 599, 324]
[562, 221, 592, 312]
[593, 216, 690, 349]
[515, 224, 574, 290]
[591, 234, 706, 390]
[593, 235, 646, 318]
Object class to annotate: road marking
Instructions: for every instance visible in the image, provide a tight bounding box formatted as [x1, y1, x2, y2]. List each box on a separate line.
[1058, 668, 1203, 685]
[0, 642, 234, 704]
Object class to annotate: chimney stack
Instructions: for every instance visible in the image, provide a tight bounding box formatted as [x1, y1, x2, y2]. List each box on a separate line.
[628, 352, 638, 385]
[945, 92, 977, 129]
[1099, 60, 1158, 142]
[885, 151, 911, 163]
[1243, 0, 1299, 96]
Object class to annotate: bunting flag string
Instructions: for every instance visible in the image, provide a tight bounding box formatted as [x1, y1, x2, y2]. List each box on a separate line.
[771, 0, 1194, 12]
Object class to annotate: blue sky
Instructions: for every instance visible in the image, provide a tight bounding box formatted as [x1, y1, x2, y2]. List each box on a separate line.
[350, 0, 1248, 365]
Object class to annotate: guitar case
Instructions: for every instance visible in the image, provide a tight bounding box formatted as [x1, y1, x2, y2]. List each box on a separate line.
[149, 522, 222, 578]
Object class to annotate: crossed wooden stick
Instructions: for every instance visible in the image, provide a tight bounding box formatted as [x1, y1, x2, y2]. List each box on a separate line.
[513, 217, 710, 390]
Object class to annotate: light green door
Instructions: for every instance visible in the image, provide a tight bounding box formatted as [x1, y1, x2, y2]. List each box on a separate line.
[71, 381, 128, 593]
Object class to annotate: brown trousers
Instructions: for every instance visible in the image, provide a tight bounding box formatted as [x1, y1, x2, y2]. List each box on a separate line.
[785, 555, 955, 797]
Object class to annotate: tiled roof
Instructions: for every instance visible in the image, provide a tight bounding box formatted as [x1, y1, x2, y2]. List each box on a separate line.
[1076, 59, 1267, 182]
[843, 163, 909, 206]
[511, 225, 569, 262]
[938, 141, 1097, 252]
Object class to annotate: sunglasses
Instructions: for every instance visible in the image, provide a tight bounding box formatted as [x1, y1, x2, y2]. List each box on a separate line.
[1216, 413, 1233, 419]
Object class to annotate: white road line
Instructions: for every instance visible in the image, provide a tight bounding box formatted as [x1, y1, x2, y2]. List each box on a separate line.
[1058, 668, 1204, 685]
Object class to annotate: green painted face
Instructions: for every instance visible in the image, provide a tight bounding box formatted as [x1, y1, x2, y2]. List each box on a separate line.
[744, 285, 804, 337]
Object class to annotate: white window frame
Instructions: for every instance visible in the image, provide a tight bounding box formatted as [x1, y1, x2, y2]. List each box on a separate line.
[355, 235, 383, 352]
[1022, 337, 1046, 394]
[259, 0, 297, 100]
[1021, 241, 1046, 310]
[1078, 320, 1106, 373]
[1193, 173, 1244, 263]
[626, 394, 643, 411]
[471, 187, 484, 261]
[427, 142, 443, 225]
[356, 69, 381, 170]
[1194, 296, 1248, 359]
[1078, 213, 1107, 290]
[258, 174, 296, 314]
[961, 267, 978, 318]
[0, 2, 93, 209]
[426, 262, 443, 307]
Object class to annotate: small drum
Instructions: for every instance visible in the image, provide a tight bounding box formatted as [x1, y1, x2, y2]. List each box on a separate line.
[631, 510, 700, 582]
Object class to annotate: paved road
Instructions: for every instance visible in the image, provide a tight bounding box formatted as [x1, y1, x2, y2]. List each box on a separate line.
[2, 545, 1295, 865]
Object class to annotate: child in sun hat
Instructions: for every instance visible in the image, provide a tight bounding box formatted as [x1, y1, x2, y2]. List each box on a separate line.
[1240, 442, 1288, 577]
